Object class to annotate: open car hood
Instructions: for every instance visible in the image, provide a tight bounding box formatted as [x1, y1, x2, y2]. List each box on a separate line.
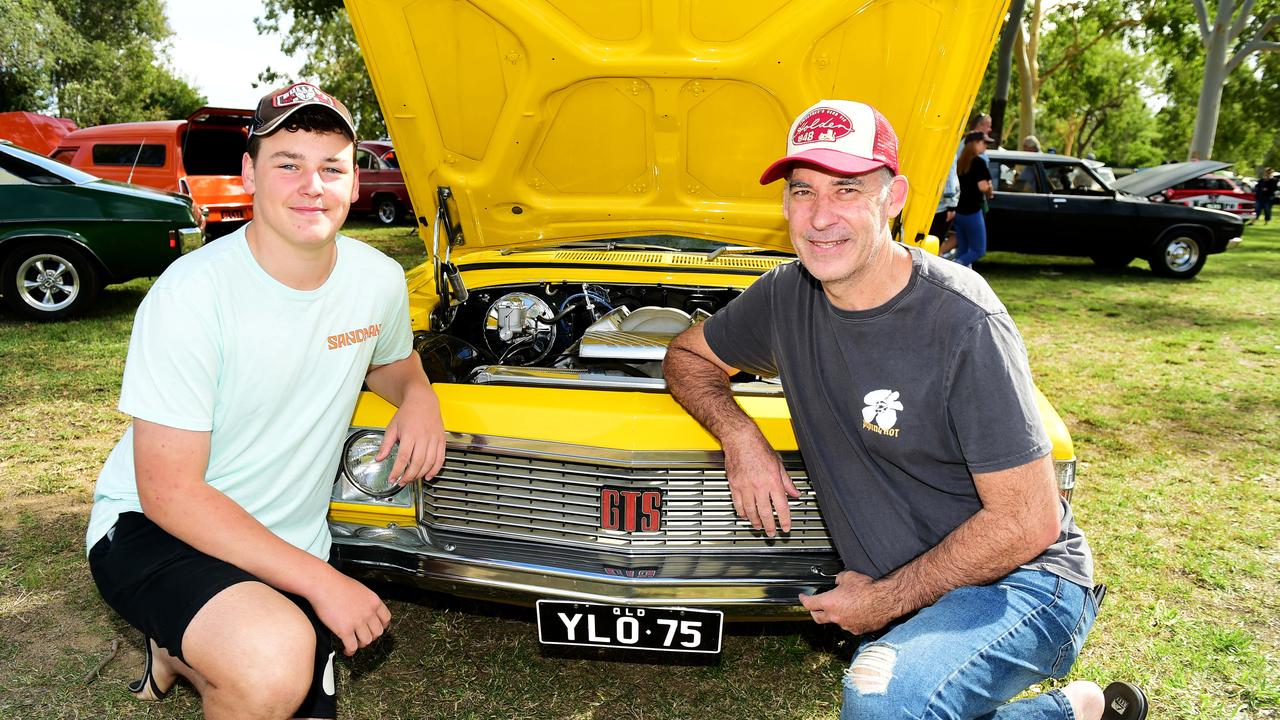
[346, 0, 1010, 255]
[0, 112, 77, 156]
[1113, 160, 1232, 198]
[186, 107, 254, 125]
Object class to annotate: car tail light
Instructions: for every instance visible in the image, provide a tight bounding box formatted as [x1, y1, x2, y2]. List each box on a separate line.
[168, 230, 177, 249]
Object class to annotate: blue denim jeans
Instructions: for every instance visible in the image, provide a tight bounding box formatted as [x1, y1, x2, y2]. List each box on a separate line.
[953, 210, 987, 267]
[840, 568, 1097, 720]
[1257, 196, 1273, 223]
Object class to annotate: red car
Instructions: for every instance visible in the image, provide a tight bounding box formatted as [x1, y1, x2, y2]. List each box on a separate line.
[1161, 171, 1255, 218]
[0, 112, 78, 155]
[353, 140, 415, 224]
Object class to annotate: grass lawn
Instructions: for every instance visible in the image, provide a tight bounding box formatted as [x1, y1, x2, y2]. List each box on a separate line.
[0, 219, 1275, 719]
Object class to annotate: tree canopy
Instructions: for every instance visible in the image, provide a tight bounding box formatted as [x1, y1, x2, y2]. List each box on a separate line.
[0, 0, 204, 126]
[256, 0, 386, 139]
[978, 0, 1280, 173]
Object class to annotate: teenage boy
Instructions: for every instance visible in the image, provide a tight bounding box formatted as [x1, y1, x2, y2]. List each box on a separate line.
[86, 82, 445, 720]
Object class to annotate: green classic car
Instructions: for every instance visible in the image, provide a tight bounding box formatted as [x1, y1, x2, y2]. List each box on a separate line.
[0, 140, 202, 320]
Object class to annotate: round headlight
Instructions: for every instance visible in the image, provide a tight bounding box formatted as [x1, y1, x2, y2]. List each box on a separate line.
[343, 431, 403, 498]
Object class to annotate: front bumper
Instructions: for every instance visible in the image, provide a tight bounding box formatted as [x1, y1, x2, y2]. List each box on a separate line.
[331, 522, 837, 619]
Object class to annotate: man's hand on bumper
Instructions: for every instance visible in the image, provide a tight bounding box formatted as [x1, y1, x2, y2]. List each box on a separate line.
[799, 571, 897, 636]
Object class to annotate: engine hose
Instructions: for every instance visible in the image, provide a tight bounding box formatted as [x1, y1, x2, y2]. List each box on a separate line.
[556, 292, 613, 333]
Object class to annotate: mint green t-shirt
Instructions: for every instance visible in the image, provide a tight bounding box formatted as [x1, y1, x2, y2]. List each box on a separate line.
[86, 224, 412, 558]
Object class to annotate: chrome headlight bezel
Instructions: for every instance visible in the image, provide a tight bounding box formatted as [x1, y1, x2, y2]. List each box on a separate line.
[1054, 458, 1077, 500]
[338, 429, 412, 502]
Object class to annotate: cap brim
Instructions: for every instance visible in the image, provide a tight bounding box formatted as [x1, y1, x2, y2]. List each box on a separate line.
[759, 149, 891, 185]
[252, 101, 357, 139]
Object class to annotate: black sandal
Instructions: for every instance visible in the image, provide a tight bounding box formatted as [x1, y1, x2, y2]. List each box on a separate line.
[127, 637, 171, 701]
[1102, 681, 1147, 720]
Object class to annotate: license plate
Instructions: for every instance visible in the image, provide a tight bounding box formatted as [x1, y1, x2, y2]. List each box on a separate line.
[1202, 202, 1223, 209]
[536, 600, 723, 654]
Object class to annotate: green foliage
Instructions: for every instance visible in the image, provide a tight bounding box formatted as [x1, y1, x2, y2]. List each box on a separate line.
[977, 2, 1162, 167]
[1141, 0, 1280, 171]
[0, 0, 79, 113]
[1036, 8, 1161, 166]
[979, 0, 1280, 171]
[257, 0, 386, 139]
[0, 0, 205, 125]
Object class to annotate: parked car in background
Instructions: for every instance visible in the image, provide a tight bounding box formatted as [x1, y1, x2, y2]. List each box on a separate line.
[1160, 170, 1256, 217]
[986, 151, 1243, 278]
[0, 141, 202, 320]
[331, 0, 1080, 653]
[352, 140, 414, 224]
[50, 107, 253, 236]
[0, 112, 78, 155]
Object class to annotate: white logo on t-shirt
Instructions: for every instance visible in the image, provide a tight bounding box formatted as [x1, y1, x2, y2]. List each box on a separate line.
[862, 389, 903, 433]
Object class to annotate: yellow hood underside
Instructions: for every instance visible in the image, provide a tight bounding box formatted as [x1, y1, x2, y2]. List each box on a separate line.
[345, 0, 1009, 255]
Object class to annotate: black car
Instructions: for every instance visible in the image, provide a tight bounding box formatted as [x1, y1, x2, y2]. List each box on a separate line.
[983, 151, 1243, 279]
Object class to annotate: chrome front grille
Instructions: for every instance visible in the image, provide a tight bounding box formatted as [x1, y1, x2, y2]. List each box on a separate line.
[420, 438, 832, 551]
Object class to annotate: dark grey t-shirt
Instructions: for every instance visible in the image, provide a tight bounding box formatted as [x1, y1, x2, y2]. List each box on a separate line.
[704, 247, 1092, 587]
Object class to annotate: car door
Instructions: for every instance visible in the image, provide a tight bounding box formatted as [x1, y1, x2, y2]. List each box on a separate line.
[986, 157, 1051, 254]
[352, 147, 379, 213]
[1042, 161, 1133, 256]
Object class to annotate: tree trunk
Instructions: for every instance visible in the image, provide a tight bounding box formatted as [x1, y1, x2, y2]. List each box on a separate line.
[1013, 0, 1042, 143]
[1016, 39, 1035, 141]
[991, 0, 1026, 148]
[1190, 4, 1234, 160]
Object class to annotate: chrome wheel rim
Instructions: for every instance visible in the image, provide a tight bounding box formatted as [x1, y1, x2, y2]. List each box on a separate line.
[17, 253, 80, 312]
[1164, 237, 1199, 273]
[377, 200, 397, 224]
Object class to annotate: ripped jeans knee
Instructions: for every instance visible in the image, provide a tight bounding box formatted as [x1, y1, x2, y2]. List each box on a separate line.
[840, 643, 906, 720]
[847, 643, 897, 694]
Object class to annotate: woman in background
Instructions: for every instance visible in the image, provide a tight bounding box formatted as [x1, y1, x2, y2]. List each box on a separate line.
[953, 130, 994, 268]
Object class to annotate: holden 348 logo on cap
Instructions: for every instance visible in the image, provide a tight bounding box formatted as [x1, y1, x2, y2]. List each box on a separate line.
[793, 107, 853, 145]
[273, 83, 335, 109]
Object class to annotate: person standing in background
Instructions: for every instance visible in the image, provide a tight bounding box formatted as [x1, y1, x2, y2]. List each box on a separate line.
[1255, 167, 1276, 224]
[953, 130, 993, 268]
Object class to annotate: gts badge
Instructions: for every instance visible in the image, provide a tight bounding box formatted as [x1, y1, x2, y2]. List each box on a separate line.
[600, 488, 663, 533]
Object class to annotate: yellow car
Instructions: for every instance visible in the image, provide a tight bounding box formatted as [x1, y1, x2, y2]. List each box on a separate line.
[335, 0, 1069, 653]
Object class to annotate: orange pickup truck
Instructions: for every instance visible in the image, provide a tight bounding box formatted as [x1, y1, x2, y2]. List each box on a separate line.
[50, 107, 254, 236]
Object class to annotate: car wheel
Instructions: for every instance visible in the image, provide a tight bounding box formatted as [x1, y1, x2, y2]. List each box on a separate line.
[1089, 252, 1136, 270]
[1, 241, 100, 321]
[375, 196, 400, 225]
[1147, 230, 1207, 279]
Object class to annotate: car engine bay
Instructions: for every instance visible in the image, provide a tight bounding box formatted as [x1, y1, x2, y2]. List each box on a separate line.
[415, 281, 779, 393]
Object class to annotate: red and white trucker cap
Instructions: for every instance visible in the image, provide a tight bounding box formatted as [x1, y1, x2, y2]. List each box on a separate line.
[759, 100, 899, 184]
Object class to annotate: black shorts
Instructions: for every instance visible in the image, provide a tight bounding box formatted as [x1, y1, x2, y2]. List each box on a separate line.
[89, 512, 338, 718]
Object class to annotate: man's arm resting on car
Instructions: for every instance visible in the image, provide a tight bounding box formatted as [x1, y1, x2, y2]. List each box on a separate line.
[799, 453, 1062, 635]
[365, 353, 446, 486]
[133, 419, 390, 655]
[664, 323, 799, 537]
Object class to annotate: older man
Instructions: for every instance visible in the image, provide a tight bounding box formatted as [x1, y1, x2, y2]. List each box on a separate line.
[664, 100, 1145, 720]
